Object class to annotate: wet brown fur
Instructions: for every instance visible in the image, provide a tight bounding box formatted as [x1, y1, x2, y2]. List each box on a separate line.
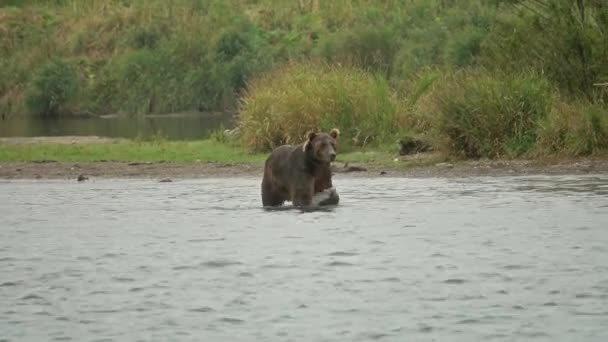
[261, 128, 340, 207]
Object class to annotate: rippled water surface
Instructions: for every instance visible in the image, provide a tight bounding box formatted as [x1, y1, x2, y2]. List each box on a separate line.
[1, 175, 608, 341]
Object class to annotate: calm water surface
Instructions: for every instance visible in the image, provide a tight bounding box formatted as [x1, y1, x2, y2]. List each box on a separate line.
[0, 112, 233, 140]
[1, 175, 607, 341]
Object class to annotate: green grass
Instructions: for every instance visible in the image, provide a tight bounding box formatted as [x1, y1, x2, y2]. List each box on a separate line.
[0, 139, 420, 168]
[0, 140, 267, 163]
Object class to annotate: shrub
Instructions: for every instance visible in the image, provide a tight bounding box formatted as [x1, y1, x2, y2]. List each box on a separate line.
[480, 0, 608, 101]
[25, 58, 79, 117]
[314, 25, 400, 77]
[237, 61, 399, 152]
[394, 68, 442, 131]
[90, 48, 201, 115]
[415, 69, 554, 158]
[445, 27, 485, 67]
[213, 17, 274, 92]
[537, 100, 608, 156]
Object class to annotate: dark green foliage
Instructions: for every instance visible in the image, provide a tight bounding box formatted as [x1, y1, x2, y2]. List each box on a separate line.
[25, 59, 79, 117]
[481, 0, 608, 101]
[315, 25, 400, 77]
[416, 70, 553, 158]
[213, 17, 274, 92]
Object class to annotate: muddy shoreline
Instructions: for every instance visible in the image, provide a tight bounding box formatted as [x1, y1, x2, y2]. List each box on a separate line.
[1, 136, 607, 180]
[1, 157, 607, 181]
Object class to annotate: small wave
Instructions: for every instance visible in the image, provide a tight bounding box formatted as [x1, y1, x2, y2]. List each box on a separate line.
[88, 290, 107, 295]
[0, 281, 23, 287]
[188, 238, 226, 243]
[360, 332, 391, 340]
[477, 272, 502, 279]
[326, 261, 355, 267]
[484, 333, 509, 339]
[218, 317, 245, 324]
[173, 260, 243, 270]
[101, 253, 120, 258]
[418, 325, 434, 333]
[444, 278, 466, 284]
[421, 296, 448, 302]
[261, 264, 295, 269]
[172, 265, 195, 270]
[200, 260, 243, 268]
[516, 331, 551, 338]
[430, 253, 448, 258]
[327, 251, 358, 257]
[19, 293, 45, 301]
[459, 295, 486, 300]
[573, 311, 608, 316]
[210, 206, 261, 211]
[381, 277, 401, 283]
[456, 318, 480, 324]
[502, 264, 532, 270]
[111, 277, 135, 283]
[78, 309, 120, 314]
[189, 306, 215, 313]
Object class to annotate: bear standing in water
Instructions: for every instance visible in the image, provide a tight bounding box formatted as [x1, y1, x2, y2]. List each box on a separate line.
[261, 128, 341, 208]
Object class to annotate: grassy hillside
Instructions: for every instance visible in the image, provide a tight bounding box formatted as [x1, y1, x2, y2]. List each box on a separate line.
[1, 0, 607, 158]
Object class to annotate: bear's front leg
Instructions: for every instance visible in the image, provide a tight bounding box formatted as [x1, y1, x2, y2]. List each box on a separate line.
[291, 184, 314, 208]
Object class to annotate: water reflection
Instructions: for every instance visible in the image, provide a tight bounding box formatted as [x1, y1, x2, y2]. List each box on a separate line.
[0, 111, 234, 140]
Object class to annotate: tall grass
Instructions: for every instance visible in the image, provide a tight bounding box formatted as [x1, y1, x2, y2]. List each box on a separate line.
[414, 69, 554, 158]
[537, 101, 608, 157]
[238, 61, 399, 152]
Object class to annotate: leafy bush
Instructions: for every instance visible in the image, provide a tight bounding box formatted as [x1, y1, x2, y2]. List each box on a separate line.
[237, 61, 399, 152]
[213, 17, 274, 92]
[315, 25, 400, 77]
[537, 101, 608, 156]
[415, 69, 554, 158]
[445, 27, 485, 67]
[480, 0, 608, 101]
[25, 59, 79, 117]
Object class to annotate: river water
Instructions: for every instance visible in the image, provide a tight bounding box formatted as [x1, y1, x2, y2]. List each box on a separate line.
[0, 112, 233, 141]
[1, 175, 607, 341]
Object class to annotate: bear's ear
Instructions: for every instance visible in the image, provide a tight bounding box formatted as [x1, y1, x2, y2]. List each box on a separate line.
[329, 128, 340, 140]
[302, 131, 317, 151]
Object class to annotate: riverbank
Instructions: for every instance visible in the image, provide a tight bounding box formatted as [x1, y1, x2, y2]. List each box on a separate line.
[2, 158, 608, 181]
[1, 137, 607, 180]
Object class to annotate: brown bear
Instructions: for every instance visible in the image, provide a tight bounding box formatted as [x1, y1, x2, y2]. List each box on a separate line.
[261, 128, 341, 208]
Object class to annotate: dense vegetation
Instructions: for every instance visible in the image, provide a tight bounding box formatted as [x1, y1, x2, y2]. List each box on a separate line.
[1, 0, 607, 158]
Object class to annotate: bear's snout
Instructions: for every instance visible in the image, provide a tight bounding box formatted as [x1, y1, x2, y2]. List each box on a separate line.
[330, 152, 336, 161]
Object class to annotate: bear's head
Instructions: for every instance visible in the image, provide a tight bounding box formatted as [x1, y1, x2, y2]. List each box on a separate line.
[303, 128, 340, 163]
